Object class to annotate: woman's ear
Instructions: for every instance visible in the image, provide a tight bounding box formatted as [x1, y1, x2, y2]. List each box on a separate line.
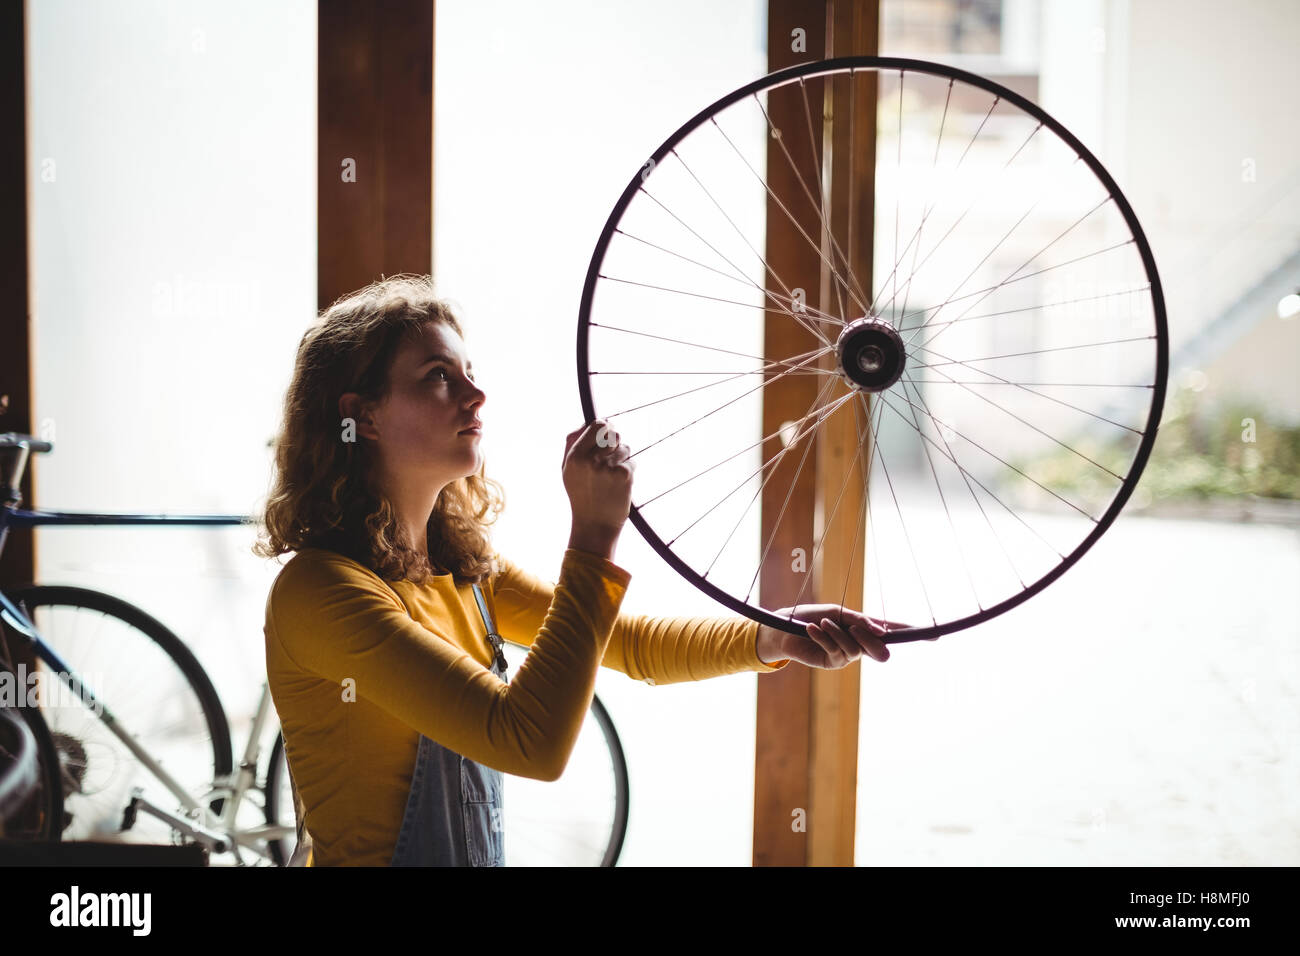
[338, 392, 381, 442]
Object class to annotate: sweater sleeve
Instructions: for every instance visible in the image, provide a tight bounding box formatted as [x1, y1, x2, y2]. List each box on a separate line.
[489, 552, 792, 685]
[267, 547, 633, 782]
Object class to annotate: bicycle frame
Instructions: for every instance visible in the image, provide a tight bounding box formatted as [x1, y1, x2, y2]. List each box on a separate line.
[1, 437, 626, 864]
[0, 489, 290, 861]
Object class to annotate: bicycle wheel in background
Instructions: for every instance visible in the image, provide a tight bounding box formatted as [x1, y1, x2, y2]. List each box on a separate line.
[0, 692, 64, 843]
[7, 585, 233, 846]
[499, 639, 629, 866]
[263, 652, 630, 868]
[578, 56, 1168, 642]
[263, 729, 297, 865]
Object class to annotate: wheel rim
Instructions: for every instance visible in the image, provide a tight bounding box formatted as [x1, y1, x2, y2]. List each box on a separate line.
[264, 731, 297, 865]
[578, 56, 1168, 641]
[13, 589, 230, 843]
[499, 641, 628, 866]
[0, 703, 63, 841]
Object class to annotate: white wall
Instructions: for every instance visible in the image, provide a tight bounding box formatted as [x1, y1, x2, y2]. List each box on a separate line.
[1117, 0, 1300, 348]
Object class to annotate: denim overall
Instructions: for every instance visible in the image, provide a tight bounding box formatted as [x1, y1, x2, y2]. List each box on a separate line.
[389, 582, 510, 866]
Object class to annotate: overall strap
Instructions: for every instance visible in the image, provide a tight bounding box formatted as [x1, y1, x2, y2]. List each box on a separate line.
[470, 582, 509, 682]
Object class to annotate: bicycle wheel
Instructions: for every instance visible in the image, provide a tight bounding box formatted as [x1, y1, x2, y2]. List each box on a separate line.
[263, 728, 297, 865]
[264, 661, 630, 868]
[7, 585, 233, 846]
[498, 639, 629, 866]
[578, 56, 1167, 641]
[0, 621, 65, 843]
[0, 698, 64, 843]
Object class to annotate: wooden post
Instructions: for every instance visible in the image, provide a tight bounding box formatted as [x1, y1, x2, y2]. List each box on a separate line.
[754, 0, 828, 868]
[0, 0, 35, 596]
[318, 0, 435, 307]
[756, 0, 877, 867]
[809, 0, 878, 868]
[304, 0, 435, 863]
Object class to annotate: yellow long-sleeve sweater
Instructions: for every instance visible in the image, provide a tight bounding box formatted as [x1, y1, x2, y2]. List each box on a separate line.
[264, 545, 791, 866]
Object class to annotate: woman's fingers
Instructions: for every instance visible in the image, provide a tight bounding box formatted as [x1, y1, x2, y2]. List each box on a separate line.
[789, 607, 908, 667]
[845, 621, 891, 662]
[820, 618, 859, 658]
[807, 617, 859, 668]
[804, 621, 841, 668]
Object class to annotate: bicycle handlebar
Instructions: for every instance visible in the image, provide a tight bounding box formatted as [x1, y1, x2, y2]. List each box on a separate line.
[0, 433, 53, 454]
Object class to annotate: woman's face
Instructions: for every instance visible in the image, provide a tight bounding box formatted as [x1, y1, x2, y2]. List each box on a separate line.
[363, 321, 486, 490]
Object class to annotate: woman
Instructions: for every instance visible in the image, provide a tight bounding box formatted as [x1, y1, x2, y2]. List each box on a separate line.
[255, 274, 894, 866]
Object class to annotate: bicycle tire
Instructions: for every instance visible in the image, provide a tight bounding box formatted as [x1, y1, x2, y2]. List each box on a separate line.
[0, 696, 64, 843]
[499, 636, 631, 867]
[0, 621, 65, 843]
[263, 729, 296, 866]
[264, 689, 630, 867]
[577, 55, 1168, 641]
[586, 692, 630, 867]
[7, 584, 233, 845]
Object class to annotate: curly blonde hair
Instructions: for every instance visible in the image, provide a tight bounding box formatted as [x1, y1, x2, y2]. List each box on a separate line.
[253, 274, 505, 585]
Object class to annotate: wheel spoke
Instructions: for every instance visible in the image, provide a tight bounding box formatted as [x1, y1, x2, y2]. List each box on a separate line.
[746, 378, 845, 605]
[667, 145, 837, 347]
[717, 102, 868, 318]
[904, 377, 1026, 588]
[902, 160, 1091, 347]
[893, 238, 1137, 328]
[888, 380, 1099, 521]
[698, 374, 843, 580]
[908, 190, 1113, 352]
[897, 376, 983, 610]
[591, 320, 832, 367]
[612, 226, 849, 326]
[877, 389, 1065, 560]
[869, 90, 994, 319]
[910, 339, 1151, 444]
[641, 383, 855, 512]
[910, 284, 1152, 338]
[875, 115, 1043, 320]
[598, 347, 831, 420]
[621, 186, 835, 348]
[627, 347, 836, 462]
[781, 389, 882, 622]
[896, 77, 954, 339]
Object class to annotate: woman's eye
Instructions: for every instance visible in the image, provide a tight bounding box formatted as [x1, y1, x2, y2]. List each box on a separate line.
[429, 366, 474, 383]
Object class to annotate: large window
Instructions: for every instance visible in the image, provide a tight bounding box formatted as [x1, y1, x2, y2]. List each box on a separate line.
[434, 0, 767, 866]
[28, 0, 315, 743]
[860, 0, 1300, 866]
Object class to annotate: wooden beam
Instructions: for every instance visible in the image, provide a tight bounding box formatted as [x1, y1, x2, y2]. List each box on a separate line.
[318, 0, 435, 307]
[809, 0, 878, 868]
[754, 0, 828, 868]
[298, 0, 435, 866]
[756, 0, 877, 868]
[0, 0, 36, 594]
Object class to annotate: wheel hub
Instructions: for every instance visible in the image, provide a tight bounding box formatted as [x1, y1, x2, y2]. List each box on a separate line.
[835, 316, 906, 392]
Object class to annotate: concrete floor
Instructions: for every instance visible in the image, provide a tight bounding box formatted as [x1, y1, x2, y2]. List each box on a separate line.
[593, 511, 1299, 866]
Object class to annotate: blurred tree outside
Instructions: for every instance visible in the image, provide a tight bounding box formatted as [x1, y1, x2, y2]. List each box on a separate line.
[1014, 385, 1300, 509]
